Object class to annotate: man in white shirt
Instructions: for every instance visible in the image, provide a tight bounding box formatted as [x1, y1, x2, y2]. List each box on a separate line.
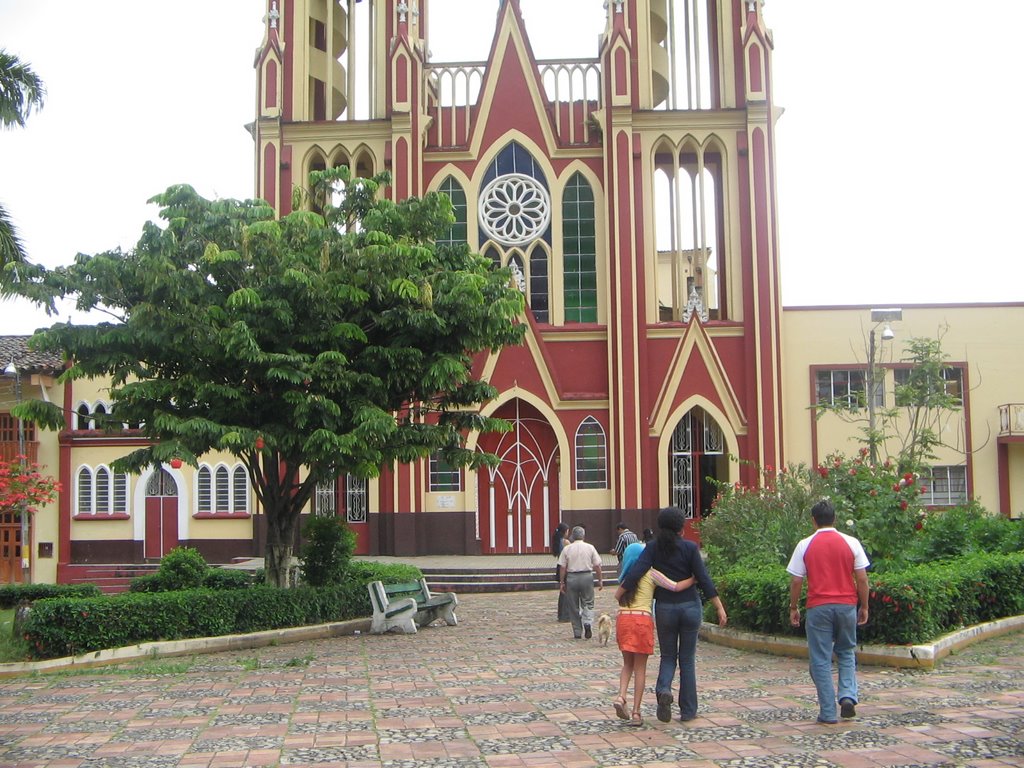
[558, 526, 604, 639]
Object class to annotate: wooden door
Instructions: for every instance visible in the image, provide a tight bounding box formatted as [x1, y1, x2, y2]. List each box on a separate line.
[144, 469, 179, 558]
[0, 511, 23, 583]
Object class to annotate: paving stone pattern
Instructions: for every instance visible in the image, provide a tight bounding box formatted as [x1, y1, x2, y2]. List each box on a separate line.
[0, 590, 1021, 767]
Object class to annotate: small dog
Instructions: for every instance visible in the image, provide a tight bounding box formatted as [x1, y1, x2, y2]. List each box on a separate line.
[596, 613, 613, 646]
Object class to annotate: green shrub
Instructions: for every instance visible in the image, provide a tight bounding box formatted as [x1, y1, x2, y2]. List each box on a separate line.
[709, 565, 793, 636]
[203, 568, 256, 590]
[129, 547, 210, 593]
[909, 502, 1024, 563]
[299, 515, 357, 587]
[0, 583, 101, 609]
[710, 552, 1024, 646]
[20, 559, 423, 659]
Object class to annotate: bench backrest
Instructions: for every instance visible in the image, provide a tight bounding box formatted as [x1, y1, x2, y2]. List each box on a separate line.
[384, 581, 427, 603]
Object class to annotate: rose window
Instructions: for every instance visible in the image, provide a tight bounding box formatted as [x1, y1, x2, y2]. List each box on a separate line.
[479, 173, 551, 246]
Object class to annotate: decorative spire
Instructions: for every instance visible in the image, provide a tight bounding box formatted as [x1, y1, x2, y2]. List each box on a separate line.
[614, 0, 624, 13]
[397, 0, 409, 23]
[267, 0, 279, 30]
[682, 286, 708, 324]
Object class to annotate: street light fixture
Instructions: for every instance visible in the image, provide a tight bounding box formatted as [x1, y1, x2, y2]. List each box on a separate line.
[4, 356, 29, 584]
[867, 309, 902, 466]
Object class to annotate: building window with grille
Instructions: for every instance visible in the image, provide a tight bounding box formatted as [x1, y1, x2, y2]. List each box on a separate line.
[429, 454, 461, 492]
[575, 416, 607, 489]
[345, 475, 368, 523]
[921, 466, 968, 507]
[314, 480, 337, 516]
[815, 369, 881, 408]
[195, 463, 251, 517]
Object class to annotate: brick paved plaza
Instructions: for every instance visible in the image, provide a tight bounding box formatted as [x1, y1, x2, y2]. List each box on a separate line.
[0, 589, 1021, 767]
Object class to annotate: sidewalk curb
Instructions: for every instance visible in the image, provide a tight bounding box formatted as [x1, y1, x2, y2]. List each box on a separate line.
[700, 613, 1024, 669]
[4, 612, 1022, 677]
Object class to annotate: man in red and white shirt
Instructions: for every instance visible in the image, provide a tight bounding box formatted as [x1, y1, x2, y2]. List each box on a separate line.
[787, 499, 870, 724]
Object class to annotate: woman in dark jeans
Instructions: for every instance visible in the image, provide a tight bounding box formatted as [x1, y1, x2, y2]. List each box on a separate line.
[619, 507, 727, 722]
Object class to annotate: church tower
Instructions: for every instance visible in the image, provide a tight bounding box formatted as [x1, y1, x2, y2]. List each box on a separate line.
[252, 0, 785, 556]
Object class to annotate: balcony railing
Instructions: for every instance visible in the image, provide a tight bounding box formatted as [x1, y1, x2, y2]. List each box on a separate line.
[998, 404, 1024, 437]
[0, 441, 39, 464]
[425, 57, 602, 149]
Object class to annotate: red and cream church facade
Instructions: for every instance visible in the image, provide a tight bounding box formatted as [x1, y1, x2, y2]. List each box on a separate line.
[1, 1, 1021, 585]
[253, 0, 785, 555]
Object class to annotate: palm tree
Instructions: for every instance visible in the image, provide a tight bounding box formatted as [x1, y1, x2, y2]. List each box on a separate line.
[0, 49, 46, 277]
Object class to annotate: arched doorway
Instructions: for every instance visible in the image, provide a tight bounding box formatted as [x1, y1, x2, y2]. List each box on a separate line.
[144, 469, 179, 559]
[669, 407, 727, 532]
[477, 399, 559, 554]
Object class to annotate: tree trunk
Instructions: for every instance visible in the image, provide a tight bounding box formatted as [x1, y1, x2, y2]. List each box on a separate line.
[263, 496, 301, 587]
[265, 543, 294, 588]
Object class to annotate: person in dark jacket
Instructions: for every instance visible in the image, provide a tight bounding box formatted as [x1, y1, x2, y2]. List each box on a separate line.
[619, 506, 727, 723]
[551, 522, 571, 621]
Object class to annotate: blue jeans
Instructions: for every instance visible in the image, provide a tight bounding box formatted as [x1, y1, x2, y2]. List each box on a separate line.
[654, 599, 703, 719]
[806, 604, 859, 721]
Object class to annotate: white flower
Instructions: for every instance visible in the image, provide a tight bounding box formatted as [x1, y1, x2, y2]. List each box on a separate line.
[846, 519, 855, 528]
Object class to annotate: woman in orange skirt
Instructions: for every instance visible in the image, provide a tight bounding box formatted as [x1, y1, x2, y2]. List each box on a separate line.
[613, 542, 693, 726]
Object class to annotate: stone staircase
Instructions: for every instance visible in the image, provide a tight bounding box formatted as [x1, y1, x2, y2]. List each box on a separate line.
[420, 561, 620, 594]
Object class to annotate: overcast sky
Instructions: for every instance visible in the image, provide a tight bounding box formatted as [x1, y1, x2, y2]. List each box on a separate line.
[1, 1, 1021, 335]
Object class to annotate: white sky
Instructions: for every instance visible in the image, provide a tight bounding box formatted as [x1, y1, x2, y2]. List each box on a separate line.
[1, 0, 1021, 335]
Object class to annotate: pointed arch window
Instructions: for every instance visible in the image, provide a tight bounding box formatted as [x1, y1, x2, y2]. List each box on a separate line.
[437, 177, 468, 247]
[232, 467, 249, 514]
[562, 173, 597, 322]
[77, 467, 93, 514]
[669, 408, 726, 519]
[575, 416, 607, 489]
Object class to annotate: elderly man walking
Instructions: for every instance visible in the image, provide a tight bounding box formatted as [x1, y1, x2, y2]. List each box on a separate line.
[558, 526, 604, 639]
[787, 499, 870, 724]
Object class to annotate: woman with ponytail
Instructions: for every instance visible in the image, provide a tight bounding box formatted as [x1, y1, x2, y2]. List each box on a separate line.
[618, 506, 727, 723]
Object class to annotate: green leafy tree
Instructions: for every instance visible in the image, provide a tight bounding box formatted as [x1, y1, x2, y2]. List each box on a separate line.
[12, 168, 525, 586]
[815, 329, 962, 474]
[0, 49, 46, 275]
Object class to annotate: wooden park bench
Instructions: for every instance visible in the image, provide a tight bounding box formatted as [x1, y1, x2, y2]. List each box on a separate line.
[367, 578, 458, 635]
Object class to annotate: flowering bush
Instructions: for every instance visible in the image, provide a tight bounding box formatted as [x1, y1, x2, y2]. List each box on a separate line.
[0, 456, 60, 518]
[700, 451, 925, 571]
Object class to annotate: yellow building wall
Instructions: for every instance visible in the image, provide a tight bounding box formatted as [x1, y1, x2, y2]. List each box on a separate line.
[782, 304, 1024, 516]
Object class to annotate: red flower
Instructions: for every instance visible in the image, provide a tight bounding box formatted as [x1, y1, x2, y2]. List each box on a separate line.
[882, 595, 892, 603]
[817, 467, 829, 478]
[848, 469, 857, 476]
[915, 521, 923, 530]
[900, 500, 909, 510]
[869, 489, 878, 497]
[903, 472, 915, 482]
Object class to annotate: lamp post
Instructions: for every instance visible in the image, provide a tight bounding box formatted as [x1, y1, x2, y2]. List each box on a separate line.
[866, 308, 902, 466]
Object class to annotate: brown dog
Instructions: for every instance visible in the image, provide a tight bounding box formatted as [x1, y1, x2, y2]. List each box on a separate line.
[596, 613, 613, 646]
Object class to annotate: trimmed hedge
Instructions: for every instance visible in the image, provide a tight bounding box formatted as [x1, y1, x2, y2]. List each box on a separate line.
[709, 551, 1024, 645]
[19, 561, 422, 660]
[0, 583, 101, 609]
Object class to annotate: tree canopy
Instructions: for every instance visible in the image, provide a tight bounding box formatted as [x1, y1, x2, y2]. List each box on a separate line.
[14, 168, 526, 584]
